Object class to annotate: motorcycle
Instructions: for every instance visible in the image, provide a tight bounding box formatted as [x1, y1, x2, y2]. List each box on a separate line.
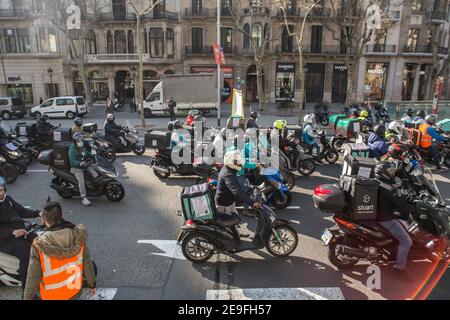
[0, 140, 29, 175]
[0, 154, 19, 184]
[38, 152, 125, 202]
[373, 104, 391, 124]
[313, 169, 450, 270]
[304, 129, 339, 164]
[177, 191, 299, 263]
[281, 135, 316, 176]
[314, 103, 330, 126]
[112, 122, 145, 156]
[85, 133, 116, 164]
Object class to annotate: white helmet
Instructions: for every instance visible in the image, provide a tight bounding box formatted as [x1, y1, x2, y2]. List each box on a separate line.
[388, 121, 404, 134]
[224, 150, 243, 171]
[304, 113, 315, 124]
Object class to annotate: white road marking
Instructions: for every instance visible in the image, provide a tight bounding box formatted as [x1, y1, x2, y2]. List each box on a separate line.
[80, 288, 117, 300]
[137, 240, 186, 260]
[236, 206, 300, 210]
[27, 170, 49, 173]
[206, 287, 345, 300]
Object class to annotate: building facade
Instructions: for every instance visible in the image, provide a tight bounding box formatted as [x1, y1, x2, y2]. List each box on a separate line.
[0, 0, 448, 107]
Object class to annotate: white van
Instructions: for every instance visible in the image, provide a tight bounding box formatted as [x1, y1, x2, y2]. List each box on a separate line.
[31, 96, 87, 120]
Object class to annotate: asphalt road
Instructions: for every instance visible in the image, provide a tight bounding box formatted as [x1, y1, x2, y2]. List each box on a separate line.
[0, 149, 449, 300]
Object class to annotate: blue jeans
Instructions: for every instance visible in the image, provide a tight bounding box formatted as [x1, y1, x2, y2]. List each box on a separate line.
[378, 219, 412, 270]
[309, 143, 321, 161]
[428, 144, 441, 167]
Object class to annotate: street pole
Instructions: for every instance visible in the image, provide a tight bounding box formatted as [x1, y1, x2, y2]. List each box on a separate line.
[217, 0, 221, 127]
[0, 49, 7, 92]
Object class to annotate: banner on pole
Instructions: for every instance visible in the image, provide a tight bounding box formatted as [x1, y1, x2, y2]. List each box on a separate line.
[213, 43, 225, 66]
[232, 89, 244, 118]
[432, 76, 444, 115]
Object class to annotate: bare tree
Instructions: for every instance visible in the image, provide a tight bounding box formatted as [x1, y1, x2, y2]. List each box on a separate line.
[277, 0, 321, 125]
[51, 0, 107, 114]
[128, 0, 161, 128]
[226, 0, 275, 111]
[323, 0, 395, 106]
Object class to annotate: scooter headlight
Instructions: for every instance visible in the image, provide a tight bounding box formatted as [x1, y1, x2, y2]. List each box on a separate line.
[0, 155, 5, 162]
[9, 151, 20, 159]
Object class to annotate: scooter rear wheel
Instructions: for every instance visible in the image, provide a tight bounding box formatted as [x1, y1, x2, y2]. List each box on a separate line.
[266, 224, 298, 257]
[332, 138, 345, 152]
[181, 232, 215, 263]
[324, 150, 339, 164]
[273, 191, 292, 209]
[57, 190, 74, 199]
[328, 241, 359, 269]
[133, 145, 146, 156]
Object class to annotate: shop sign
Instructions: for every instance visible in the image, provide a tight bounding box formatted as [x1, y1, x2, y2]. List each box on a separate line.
[276, 63, 296, 73]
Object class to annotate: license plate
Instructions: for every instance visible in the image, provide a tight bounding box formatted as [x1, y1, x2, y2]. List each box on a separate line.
[321, 229, 333, 246]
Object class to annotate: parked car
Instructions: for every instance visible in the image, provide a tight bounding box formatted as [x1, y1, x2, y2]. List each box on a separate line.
[30, 96, 87, 120]
[0, 97, 27, 120]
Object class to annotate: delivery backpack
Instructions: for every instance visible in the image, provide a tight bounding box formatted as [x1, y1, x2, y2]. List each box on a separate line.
[340, 175, 379, 221]
[180, 183, 216, 222]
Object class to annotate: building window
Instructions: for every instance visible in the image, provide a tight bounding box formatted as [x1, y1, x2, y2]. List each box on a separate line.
[222, 0, 232, 16]
[107, 31, 114, 54]
[166, 28, 174, 57]
[192, 27, 203, 53]
[3, 29, 17, 53]
[7, 84, 33, 104]
[264, 23, 270, 49]
[149, 28, 164, 57]
[192, 0, 202, 15]
[402, 63, 417, 101]
[143, 29, 149, 53]
[252, 23, 263, 48]
[37, 27, 58, 53]
[114, 30, 126, 54]
[17, 29, 31, 53]
[310, 25, 323, 53]
[45, 84, 59, 99]
[411, 0, 422, 11]
[221, 27, 233, 53]
[407, 28, 420, 51]
[85, 30, 97, 54]
[281, 25, 293, 53]
[112, 0, 126, 20]
[127, 30, 134, 54]
[243, 24, 250, 49]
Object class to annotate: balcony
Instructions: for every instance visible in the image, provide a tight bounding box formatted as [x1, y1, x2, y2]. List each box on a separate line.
[438, 47, 449, 55]
[403, 45, 432, 55]
[274, 45, 345, 55]
[309, 7, 331, 17]
[366, 44, 397, 55]
[276, 8, 301, 18]
[0, 9, 31, 18]
[431, 11, 447, 23]
[185, 46, 213, 55]
[86, 54, 150, 63]
[183, 8, 214, 18]
[242, 7, 270, 16]
[93, 10, 178, 22]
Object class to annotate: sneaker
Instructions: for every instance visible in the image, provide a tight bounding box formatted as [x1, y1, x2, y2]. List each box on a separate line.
[82, 198, 93, 207]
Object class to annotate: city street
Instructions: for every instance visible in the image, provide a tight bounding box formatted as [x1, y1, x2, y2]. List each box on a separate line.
[0, 145, 449, 300]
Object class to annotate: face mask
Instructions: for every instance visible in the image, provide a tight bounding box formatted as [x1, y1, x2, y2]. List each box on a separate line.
[77, 142, 84, 148]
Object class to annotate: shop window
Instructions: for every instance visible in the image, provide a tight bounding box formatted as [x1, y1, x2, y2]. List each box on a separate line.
[275, 63, 296, 99]
[402, 63, 416, 101]
[364, 63, 389, 101]
[46, 84, 59, 98]
[7, 84, 33, 104]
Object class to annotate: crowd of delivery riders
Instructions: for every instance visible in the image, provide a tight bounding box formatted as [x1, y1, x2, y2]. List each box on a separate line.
[0, 102, 449, 299]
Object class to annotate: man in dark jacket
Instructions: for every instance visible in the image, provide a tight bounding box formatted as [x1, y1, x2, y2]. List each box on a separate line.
[0, 177, 40, 288]
[215, 150, 261, 216]
[246, 112, 260, 129]
[35, 115, 55, 146]
[168, 97, 177, 121]
[368, 124, 389, 159]
[104, 114, 124, 152]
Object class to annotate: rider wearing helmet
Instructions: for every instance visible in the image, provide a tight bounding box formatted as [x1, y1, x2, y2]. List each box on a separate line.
[0, 177, 40, 288]
[358, 109, 372, 129]
[71, 117, 84, 136]
[170, 120, 187, 149]
[302, 113, 322, 163]
[215, 150, 261, 219]
[69, 133, 94, 206]
[36, 115, 55, 145]
[419, 114, 447, 172]
[374, 161, 415, 277]
[104, 113, 124, 152]
[401, 108, 414, 124]
[247, 111, 260, 129]
[386, 121, 405, 142]
[368, 124, 389, 159]
[413, 110, 427, 125]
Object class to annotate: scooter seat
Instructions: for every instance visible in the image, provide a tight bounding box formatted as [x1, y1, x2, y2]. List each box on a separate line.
[215, 214, 241, 227]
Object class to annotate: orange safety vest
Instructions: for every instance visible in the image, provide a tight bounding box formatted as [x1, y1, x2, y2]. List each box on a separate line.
[34, 243, 84, 300]
[418, 124, 432, 149]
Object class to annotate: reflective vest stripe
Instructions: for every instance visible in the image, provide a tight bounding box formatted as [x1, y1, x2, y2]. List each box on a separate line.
[42, 252, 83, 277]
[419, 124, 432, 148]
[43, 272, 82, 290]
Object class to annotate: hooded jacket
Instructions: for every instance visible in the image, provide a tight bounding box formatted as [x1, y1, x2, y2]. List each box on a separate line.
[367, 132, 389, 159]
[23, 221, 96, 300]
[0, 196, 39, 241]
[215, 166, 256, 207]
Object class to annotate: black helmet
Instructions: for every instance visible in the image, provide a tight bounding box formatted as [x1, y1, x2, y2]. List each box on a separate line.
[250, 111, 258, 120]
[173, 120, 183, 130]
[72, 132, 84, 143]
[416, 110, 426, 118]
[388, 143, 407, 160]
[374, 161, 399, 184]
[40, 115, 49, 123]
[374, 124, 386, 137]
[74, 117, 83, 126]
[406, 108, 414, 117]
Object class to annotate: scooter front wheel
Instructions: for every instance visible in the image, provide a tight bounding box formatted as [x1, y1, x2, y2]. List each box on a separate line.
[133, 144, 146, 156]
[332, 138, 345, 152]
[298, 159, 316, 176]
[266, 224, 298, 257]
[324, 150, 339, 164]
[104, 182, 125, 202]
[0, 164, 18, 185]
[273, 191, 292, 209]
[181, 232, 215, 264]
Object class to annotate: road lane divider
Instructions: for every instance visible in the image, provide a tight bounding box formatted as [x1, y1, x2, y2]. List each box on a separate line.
[206, 287, 345, 300]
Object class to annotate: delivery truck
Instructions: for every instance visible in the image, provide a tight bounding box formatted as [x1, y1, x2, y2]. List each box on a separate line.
[141, 73, 218, 118]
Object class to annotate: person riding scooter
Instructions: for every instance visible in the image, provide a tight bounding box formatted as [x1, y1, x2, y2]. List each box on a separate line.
[419, 114, 447, 172]
[368, 124, 389, 160]
[374, 161, 415, 280]
[302, 114, 322, 164]
[413, 110, 427, 125]
[358, 110, 372, 130]
[247, 112, 260, 129]
[104, 114, 125, 152]
[36, 115, 55, 146]
[386, 121, 405, 142]
[71, 117, 84, 136]
[401, 108, 414, 124]
[215, 150, 261, 222]
[0, 177, 40, 288]
[69, 133, 94, 207]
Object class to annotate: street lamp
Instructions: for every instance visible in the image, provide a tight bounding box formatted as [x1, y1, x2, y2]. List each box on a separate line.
[47, 67, 54, 97]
